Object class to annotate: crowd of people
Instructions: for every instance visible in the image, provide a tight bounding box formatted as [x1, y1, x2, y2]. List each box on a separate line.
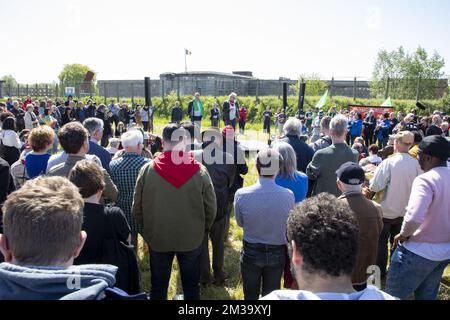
[0, 93, 449, 301]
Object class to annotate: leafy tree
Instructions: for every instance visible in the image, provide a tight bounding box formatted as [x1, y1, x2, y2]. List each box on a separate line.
[292, 73, 328, 97]
[58, 64, 97, 97]
[1, 75, 18, 90]
[371, 46, 445, 99]
[58, 64, 96, 85]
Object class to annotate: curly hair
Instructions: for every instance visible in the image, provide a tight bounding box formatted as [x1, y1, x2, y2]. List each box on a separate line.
[287, 193, 359, 277]
[28, 125, 55, 152]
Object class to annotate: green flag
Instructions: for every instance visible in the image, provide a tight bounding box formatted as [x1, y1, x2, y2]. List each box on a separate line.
[381, 97, 392, 107]
[315, 90, 329, 109]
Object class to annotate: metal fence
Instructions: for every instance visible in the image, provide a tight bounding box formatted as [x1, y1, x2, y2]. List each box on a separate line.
[1, 77, 448, 101]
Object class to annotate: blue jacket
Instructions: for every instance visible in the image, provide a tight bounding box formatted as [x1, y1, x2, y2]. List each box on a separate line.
[350, 119, 363, 137]
[0, 263, 146, 300]
[88, 140, 112, 173]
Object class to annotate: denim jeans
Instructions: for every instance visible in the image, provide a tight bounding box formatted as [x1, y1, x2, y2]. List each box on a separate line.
[377, 217, 403, 276]
[386, 245, 450, 300]
[149, 244, 203, 300]
[240, 241, 286, 300]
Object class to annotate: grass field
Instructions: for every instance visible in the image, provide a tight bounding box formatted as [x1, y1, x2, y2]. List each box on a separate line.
[135, 117, 450, 300]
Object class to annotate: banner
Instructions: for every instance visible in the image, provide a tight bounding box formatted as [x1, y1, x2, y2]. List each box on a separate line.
[315, 90, 328, 109]
[348, 105, 394, 118]
[381, 97, 392, 107]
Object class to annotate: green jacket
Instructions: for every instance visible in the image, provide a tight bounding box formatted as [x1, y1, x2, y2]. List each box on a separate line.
[132, 161, 216, 252]
[306, 143, 359, 197]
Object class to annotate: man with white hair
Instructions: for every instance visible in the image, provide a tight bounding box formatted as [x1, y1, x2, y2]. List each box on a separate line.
[272, 117, 314, 173]
[426, 114, 443, 136]
[83, 117, 112, 173]
[336, 162, 383, 291]
[110, 130, 150, 248]
[222, 93, 240, 129]
[306, 114, 359, 196]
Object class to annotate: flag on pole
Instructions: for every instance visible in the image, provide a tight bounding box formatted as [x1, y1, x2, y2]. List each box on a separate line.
[315, 90, 329, 109]
[185, 48, 192, 55]
[381, 97, 392, 107]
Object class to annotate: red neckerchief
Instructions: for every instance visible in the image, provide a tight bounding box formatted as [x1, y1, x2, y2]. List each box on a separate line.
[153, 151, 201, 189]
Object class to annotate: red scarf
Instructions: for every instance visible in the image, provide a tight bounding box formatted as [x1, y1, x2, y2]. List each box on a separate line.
[153, 151, 201, 189]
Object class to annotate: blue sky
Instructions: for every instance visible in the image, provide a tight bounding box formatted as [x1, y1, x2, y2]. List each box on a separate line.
[1, 0, 449, 83]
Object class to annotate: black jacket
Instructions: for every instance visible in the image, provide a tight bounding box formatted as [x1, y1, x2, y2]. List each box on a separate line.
[223, 141, 248, 195]
[196, 146, 235, 221]
[279, 135, 315, 174]
[222, 101, 240, 123]
[171, 106, 183, 123]
[187, 99, 202, 120]
[210, 107, 220, 121]
[75, 203, 130, 265]
[363, 116, 376, 133]
[0, 157, 15, 262]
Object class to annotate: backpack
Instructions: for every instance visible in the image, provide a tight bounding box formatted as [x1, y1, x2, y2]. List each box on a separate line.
[101, 209, 141, 295]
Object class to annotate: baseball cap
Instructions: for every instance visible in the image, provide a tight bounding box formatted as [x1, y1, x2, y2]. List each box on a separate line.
[336, 162, 365, 185]
[389, 131, 414, 145]
[419, 135, 450, 161]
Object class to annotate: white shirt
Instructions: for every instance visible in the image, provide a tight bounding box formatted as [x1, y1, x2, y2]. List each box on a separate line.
[24, 112, 37, 131]
[0, 130, 22, 149]
[369, 153, 422, 219]
[193, 100, 202, 117]
[366, 155, 382, 165]
[403, 242, 450, 262]
[229, 101, 236, 121]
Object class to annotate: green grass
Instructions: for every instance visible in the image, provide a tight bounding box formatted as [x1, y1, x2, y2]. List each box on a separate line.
[136, 117, 450, 300]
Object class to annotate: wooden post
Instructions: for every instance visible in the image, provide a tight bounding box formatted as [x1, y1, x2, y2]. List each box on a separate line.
[353, 77, 357, 101]
[214, 79, 217, 99]
[330, 77, 334, 98]
[385, 77, 390, 99]
[256, 79, 260, 100]
[416, 77, 421, 102]
[177, 77, 181, 100]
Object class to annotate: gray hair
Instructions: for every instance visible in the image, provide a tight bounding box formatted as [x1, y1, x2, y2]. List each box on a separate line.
[108, 138, 120, 148]
[339, 181, 363, 193]
[121, 130, 143, 148]
[271, 141, 297, 179]
[83, 117, 104, 135]
[329, 114, 348, 138]
[283, 117, 301, 136]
